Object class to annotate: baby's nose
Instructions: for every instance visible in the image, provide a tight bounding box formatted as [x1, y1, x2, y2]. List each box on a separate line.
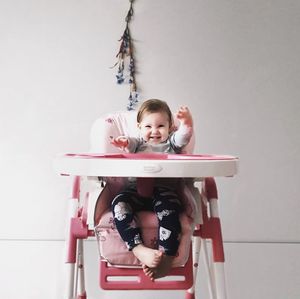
[152, 127, 159, 133]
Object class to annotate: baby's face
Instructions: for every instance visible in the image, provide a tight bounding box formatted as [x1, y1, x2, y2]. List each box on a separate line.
[138, 112, 170, 145]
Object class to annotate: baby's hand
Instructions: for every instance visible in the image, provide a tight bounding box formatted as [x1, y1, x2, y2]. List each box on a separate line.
[110, 136, 129, 150]
[176, 106, 193, 128]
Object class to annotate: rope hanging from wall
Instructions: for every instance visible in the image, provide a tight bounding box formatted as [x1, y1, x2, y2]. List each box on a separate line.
[112, 0, 139, 110]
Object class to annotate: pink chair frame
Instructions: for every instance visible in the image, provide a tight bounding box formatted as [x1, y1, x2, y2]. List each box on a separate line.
[64, 175, 227, 299]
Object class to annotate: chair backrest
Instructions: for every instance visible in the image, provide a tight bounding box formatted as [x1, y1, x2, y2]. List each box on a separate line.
[89, 111, 195, 153]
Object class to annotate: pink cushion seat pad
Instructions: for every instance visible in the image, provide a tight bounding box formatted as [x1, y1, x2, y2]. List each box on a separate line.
[95, 210, 193, 267]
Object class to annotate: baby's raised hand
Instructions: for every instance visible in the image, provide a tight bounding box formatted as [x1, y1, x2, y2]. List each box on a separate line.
[110, 136, 129, 150]
[176, 106, 193, 127]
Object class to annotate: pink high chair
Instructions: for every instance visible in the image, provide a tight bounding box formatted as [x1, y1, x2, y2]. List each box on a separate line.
[55, 111, 238, 299]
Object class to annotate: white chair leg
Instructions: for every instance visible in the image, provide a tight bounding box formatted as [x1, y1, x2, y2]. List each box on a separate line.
[186, 236, 201, 299]
[202, 239, 217, 299]
[214, 262, 227, 299]
[208, 198, 227, 298]
[66, 263, 75, 299]
[77, 239, 87, 299]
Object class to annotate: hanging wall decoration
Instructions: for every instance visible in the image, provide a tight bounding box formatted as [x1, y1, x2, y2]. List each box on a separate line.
[112, 0, 139, 110]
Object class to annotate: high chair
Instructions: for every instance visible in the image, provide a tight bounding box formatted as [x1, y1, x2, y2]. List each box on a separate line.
[54, 111, 238, 299]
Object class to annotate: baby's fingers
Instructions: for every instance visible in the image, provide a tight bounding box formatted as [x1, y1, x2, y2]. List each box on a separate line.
[176, 106, 189, 118]
[110, 136, 128, 149]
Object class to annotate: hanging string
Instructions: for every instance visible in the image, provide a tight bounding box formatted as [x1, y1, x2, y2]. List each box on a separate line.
[112, 0, 139, 110]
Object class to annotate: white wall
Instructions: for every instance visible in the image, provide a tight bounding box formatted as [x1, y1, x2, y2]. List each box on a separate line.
[0, 0, 299, 298]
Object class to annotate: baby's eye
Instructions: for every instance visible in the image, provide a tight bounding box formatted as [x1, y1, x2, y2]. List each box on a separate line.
[158, 125, 165, 128]
[145, 125, 151, 128]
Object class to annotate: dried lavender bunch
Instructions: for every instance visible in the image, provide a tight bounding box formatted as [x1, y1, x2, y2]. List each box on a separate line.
[113, 0, 139, 110]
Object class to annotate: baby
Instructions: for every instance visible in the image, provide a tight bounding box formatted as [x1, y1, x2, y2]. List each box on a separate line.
[111, 99, 193, 279]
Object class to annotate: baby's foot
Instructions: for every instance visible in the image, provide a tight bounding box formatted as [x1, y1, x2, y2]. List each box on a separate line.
[153, 254, 174, 279]
[142, 264, 155, 281]
[132, 244, 163, 268]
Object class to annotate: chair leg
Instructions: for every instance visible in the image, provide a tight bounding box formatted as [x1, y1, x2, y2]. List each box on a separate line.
[66, 263, 75, 299]
[202, 239, 217, 299]
[185, 236, 201, 299]
[66, 197, 79, 299]
[214, 262, 227, 299]
[64, 176, 90, 298]
[209, 214, 227, 299]
[201, 177, 227, 299]
[202, 218, 227, 299]
[76, 239, 87, 299]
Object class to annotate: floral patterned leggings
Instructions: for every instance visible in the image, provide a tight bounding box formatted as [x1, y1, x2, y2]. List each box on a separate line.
[111, 185, 182, 256]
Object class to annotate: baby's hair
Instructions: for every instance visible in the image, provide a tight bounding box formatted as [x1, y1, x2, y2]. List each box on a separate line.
[137, 99, 173, 128]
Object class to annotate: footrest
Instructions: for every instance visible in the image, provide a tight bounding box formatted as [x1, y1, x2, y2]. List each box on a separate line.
[100, 245, 193, 290]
